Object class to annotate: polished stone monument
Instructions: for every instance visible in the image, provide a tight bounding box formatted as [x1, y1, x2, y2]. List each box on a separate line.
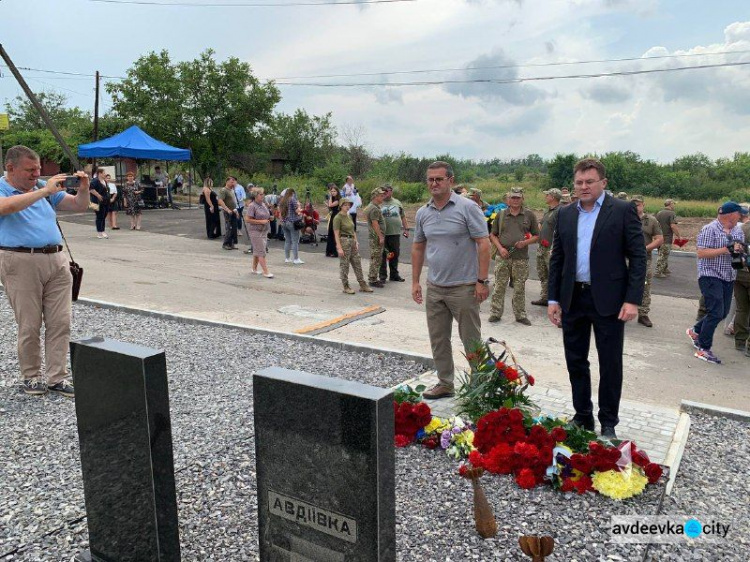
[71, 337, 180, 562]
[254, 367, 395, 562]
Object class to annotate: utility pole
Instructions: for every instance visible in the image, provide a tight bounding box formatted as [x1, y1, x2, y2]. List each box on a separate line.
[0, 43, 81, 171]
[92, 70, 100, 172]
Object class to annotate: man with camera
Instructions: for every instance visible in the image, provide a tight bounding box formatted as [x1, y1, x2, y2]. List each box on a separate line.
[733, 206, 750, 356]
[0, 145, 91, 397]
[688, 201, 747, 364]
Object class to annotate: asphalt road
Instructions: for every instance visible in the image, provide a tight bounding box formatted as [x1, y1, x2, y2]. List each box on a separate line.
[59, 205, 701, 299]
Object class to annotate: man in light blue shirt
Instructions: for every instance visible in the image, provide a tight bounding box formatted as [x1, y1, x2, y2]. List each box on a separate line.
[233, 178, 247, 237]
[574, 190, 605, 283]
[0, 145, 91, 398]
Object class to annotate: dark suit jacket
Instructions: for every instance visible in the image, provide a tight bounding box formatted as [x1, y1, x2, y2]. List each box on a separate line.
[548, 194, 647, 317]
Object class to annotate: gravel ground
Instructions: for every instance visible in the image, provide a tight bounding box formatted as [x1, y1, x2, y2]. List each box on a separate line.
[1, 298, 748, 561]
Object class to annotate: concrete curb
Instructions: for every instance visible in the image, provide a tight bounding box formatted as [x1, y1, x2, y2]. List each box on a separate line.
[663, 412, 691, 495]
[679, 399, 750, 422]
[71, 296, 436, 369]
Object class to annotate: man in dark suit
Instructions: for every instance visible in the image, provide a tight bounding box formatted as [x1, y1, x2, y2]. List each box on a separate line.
[547, 158, 646, 439]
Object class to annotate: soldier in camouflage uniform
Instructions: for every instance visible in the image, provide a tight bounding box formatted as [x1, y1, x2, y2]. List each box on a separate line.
[632, 195, 664, 327]
[333, 199, 373, 294]
[532, 188, 562, 306]
[364, 187, 387, 287]
[616, 192, 629, 200]
[655, 199, 680, 277]
[488, 188, 539, 325]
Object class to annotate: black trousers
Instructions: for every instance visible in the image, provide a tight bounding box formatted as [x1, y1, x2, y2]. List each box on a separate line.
[223, 211, 238, 247]
[379, 234, 401, 280]
[203, 204, 222, 238]
[95, 204, 109, 233]
[561, 284, 624, 428]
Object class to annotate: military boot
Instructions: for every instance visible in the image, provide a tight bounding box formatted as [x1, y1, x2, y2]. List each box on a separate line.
[343, 285, 355, 295]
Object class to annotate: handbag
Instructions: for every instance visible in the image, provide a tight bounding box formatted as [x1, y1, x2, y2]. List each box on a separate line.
[293, 218, 305, 230]
[46, 197, 83, 301]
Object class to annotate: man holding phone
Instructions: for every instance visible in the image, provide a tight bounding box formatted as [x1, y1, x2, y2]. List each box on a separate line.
[0, 145, 91, 397]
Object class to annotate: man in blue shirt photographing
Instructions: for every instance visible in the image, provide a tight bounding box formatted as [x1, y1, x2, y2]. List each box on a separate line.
[0, 145, 91, 398]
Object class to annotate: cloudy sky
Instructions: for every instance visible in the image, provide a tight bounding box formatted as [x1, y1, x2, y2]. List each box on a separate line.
[1, 0, 748, 162]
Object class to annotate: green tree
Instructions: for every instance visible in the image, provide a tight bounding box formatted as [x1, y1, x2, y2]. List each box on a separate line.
[269, 109, 336, 175]
[547, 153, 577, 188]
[107, 49, 280, 178]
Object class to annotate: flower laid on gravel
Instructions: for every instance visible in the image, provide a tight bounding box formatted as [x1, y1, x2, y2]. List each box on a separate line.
[394, 338, 667, 500]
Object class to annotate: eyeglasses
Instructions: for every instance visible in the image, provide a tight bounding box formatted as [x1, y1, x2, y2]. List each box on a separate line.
[574, 179, 603, 187]
[426, 177, 448, 184]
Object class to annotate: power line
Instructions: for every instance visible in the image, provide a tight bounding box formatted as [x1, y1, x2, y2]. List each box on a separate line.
[274, 60, 750, 87]
[0, 64, 124, 80]
[89, 0, 417, 6]
[272, 49, 750, 80]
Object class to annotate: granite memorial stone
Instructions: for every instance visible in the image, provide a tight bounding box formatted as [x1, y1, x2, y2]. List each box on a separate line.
[71, 337, 180, 562]
[254, 367, 395, 561]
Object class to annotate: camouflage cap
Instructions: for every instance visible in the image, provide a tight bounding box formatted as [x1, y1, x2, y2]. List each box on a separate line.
[469, 187, 482, 196]
[561, 195, 572, 203]
[543, 188, 563, 200]
[664, 199, 675, 206]
[339, 197, 353, 207]
[631, 195, 645, 203]
[509, 187, 524, 198]
[616, 192, 629, 200]
[371, 187, 386, 198]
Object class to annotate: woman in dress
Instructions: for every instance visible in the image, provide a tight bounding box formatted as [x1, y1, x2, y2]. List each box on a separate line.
[122, 171, 144, 230]
[245, 190, 273, 278]
[279, 188, 304, 265]
[201, 177, 222, 239]
[333, 199, 373, 294]
[106, 174, 121, 230]
[325, 183, 341, 257]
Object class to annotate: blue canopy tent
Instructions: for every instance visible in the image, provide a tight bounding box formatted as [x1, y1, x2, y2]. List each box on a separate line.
[78, 125, 191, 160]
[78, 125, 192, 208]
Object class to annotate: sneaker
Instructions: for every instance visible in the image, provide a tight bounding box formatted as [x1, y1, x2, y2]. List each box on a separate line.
[96, 233, 103, 239]
[694, 348, 721, 364]
[422, 384, 455, 399]
[48, 380, 75, 397]
[22, 378, 47, 396]
[101, 232, 109, 239]
[263, 273, 274, 278]
[686, 328, 699, 349]
[293, 258, 305, 265]
[601, 426, 618, 440]
[285, 258, 292, 263]
[244, 248, 253, 254]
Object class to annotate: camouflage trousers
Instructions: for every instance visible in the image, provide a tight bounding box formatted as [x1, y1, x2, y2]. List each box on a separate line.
[490, 258, 530, 320]
[536, 245, 551, 300]
[655, 244, 672, 276]
[339, 237, 366, 288]
[368, 236, 384, 283]
[638, 256, 653, 316]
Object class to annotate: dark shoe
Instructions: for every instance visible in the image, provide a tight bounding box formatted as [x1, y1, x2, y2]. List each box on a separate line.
[601, 426, 617, 440]
[222, 245, 233, 250]
[22, 378, 47, 396]
[488, 314, 502, 323]
[422, 384, 455, 399]
[47, 380, 74, 398]
[638, 315, 653, 327]
[112, 226, 121, 230]
[369, 281, 385, 288]
[390, 276, 406, 282]
[516, 318, 531, 326]
[571, 418, 595, 432]
[531, 299, 548, 307]
[379, 278, 388, 283]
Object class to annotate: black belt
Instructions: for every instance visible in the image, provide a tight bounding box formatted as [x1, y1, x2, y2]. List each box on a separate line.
[574, 281, 591, 291]
[0, 245, 63, 254]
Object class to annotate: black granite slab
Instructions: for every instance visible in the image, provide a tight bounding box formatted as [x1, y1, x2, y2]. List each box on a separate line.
[254, 367, 395, 562]
[70, 337, 180, 562]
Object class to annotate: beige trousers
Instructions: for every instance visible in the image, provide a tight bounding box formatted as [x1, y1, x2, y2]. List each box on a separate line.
[0, 250, 72, 384]
[425, 283, 482, 389]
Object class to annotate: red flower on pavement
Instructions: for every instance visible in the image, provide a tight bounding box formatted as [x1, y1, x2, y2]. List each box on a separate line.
[551, 427, 568, 443]
[515, 468, 537, 490]
[571, 475, 593, 494]
[527, 374, 535, 386]
[469, 450, 485, 468]
[395, 434, 412, 447]
[504, 367, 520, 382]
[495, 360, 506, 370]
[458, 464, 469, 477]
[644, 463, 663, 484]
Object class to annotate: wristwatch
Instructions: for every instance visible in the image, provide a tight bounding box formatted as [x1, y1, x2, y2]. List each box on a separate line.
[477, 278, 490, 286]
